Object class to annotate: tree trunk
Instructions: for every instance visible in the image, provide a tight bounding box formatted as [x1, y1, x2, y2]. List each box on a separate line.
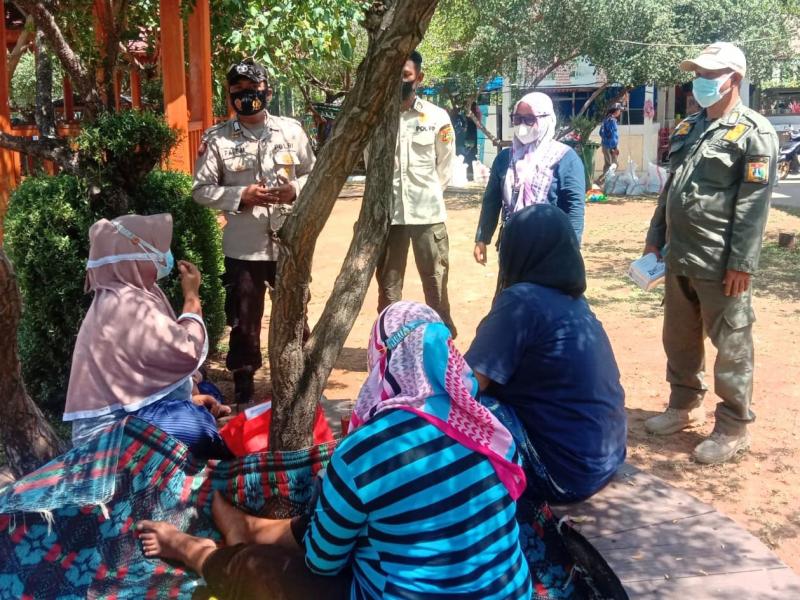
[34, 29, 56, 138]
[0, 249, 66, 479]
[268, 0, 438, 450]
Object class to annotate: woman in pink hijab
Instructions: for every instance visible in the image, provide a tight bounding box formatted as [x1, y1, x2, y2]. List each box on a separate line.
[64, 214, 231, 459]
[474, 92, 586, 269]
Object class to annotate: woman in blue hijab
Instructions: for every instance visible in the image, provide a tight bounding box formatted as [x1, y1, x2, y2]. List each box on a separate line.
[465, 204, 627, 503]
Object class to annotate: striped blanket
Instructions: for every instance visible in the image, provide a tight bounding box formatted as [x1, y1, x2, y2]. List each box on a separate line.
[0, 417, 334, 599]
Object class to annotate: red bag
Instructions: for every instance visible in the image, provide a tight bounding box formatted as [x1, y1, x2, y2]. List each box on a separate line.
[220, 399, 335, 456]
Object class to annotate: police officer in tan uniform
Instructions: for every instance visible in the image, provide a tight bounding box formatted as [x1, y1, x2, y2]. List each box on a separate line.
[193, 59, 315, 403]
[643, 43, 778, 463]
[376, 51, 457, 335]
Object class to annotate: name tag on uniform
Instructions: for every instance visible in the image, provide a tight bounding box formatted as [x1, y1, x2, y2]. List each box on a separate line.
[415, 125, 436, 133]
[744, 156, 770, 184]
[723, 123, 750, 142]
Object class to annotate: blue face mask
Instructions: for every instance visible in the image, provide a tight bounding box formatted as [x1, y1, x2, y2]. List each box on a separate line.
[157, 250, 174, 280]
[692, 73, 733, 109]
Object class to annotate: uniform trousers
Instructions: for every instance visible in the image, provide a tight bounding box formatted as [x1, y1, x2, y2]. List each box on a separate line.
[663, 270, 756, 434]
[376, 222, 457, 337]
[224, 258, 276, 373]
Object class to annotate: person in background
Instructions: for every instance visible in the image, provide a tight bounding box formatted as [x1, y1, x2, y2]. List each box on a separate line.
[375, 50, 458, 336]
[473, 91, 585, 272]
[467, 204, 626, 503]
[597, 103, 622, 185]
[136, 301, 531, 600]
[193, 59, 316, 404]
[643, 42, 779, 464]
[64, 214, 231, 460]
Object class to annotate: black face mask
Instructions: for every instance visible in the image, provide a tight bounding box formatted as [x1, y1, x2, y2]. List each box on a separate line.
[401, 80, 416, 100]
[230, 88, 268, 116]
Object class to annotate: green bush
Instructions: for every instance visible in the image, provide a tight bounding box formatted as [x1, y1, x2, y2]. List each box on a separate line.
[5, 171, 225, 415]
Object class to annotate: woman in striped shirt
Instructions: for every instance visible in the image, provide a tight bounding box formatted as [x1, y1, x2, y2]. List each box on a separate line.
[138, 301, 532, 599]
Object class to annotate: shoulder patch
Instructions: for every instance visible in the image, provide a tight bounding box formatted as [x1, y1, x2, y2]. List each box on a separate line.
[203, 121, 228, 137]
[438, 124, 454, 144]
[723, 123, 751, 142]
[744, 156, 770, 184]
[674, 120, 692, 137]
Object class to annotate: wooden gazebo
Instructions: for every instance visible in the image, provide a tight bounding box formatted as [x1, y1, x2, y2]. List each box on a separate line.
[0, 0, 214, 210]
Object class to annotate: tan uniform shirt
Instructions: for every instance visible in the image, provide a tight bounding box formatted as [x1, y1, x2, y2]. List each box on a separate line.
[192, 114, 316, 261]
[392, 98, 455, 225]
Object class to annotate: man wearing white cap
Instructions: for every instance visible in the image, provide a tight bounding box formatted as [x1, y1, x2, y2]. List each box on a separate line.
[642, 42, 778, 464]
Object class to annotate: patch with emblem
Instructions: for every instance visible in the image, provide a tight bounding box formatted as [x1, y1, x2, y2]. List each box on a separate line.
[438, 125, 454, 144]
[744, 156, 770, 184]
[674, 120, 692, 137]
[418, 112, 428, 123]
[723, 123, 750, 143]
[198, 141, 207, 156]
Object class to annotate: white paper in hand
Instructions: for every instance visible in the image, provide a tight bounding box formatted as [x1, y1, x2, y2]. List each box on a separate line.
[629, 253, 665, 291]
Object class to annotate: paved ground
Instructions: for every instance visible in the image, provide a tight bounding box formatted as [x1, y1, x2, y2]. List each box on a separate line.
[772, 174, 800, 209]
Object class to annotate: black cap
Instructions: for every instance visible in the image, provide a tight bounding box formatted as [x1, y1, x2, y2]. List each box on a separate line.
[226, 59, 268, 85]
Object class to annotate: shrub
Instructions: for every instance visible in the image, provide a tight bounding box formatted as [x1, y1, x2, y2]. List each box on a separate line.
[5, 171, 225, 416]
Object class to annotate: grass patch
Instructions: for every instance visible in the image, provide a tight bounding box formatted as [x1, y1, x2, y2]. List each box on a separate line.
[756, 243, 800, 302]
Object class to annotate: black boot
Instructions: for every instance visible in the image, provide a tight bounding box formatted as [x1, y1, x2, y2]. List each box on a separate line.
[233, 368, 254, 405]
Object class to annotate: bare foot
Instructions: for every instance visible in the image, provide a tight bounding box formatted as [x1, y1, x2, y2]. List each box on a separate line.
[212, 490, 255, 545]
[136, 520, 216, 574]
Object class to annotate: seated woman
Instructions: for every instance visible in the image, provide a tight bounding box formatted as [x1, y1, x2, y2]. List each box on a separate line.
[137, 301, 532, 600]
[465, 204, 627, 504]
[63, 214, 231, 459]
[473, 92, 585, 270]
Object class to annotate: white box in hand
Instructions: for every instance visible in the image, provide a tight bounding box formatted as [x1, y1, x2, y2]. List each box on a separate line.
[629, 253, 665, 291]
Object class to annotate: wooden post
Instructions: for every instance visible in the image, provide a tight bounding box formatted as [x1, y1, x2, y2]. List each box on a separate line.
[63, 77, 74, 121]
[0, 0, 17, 237]
[160, 0, 191, 173]
[113, 68, 122, 111]
[187, 0, 213, 129]
[130, 68, 142, 109]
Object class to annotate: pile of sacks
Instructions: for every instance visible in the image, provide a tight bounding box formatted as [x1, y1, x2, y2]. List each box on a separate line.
[603, 160, 667, 196]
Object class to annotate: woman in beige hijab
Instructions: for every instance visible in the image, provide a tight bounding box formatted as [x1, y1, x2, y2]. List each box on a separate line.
[64, 214, 231, 459]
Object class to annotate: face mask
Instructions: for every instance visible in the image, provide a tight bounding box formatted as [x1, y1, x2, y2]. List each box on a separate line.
[156, 250, 174, 280]
[401, 80, 415, 100]
[230, 88, 268, 116]
[692, 73, 733, 108]
[86, 220, 174, 280]
[513, 123, 539, 145]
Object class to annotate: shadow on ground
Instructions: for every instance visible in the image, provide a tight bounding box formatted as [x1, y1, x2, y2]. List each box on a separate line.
[335, 347, 368, 372]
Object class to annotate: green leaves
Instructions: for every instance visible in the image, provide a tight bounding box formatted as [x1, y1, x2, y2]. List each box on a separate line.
[420, 0, 800, 100]
[212, 0, 368, 89]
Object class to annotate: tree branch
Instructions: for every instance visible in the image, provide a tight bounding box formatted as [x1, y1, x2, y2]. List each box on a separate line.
[575, 82, 609, 119]
[530, 51, 581, 87]
[0, 132, 80, 174]
[304, 69, 348, 102]
[16, 1, 101, 115]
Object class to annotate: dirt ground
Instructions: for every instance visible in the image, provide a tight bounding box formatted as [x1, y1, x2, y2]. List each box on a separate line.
[210, 185, 800, 573]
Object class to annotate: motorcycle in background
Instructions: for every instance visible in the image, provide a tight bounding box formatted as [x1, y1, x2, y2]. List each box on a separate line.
[778, 128, 800, 180]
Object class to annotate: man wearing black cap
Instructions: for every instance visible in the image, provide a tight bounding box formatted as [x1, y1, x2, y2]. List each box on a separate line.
[193, 59, 316, 404]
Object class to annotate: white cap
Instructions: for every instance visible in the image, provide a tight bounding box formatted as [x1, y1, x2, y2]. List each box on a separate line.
[680, 42, 747, 77]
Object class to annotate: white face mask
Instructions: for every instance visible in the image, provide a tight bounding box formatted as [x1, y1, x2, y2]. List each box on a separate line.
[513, 123, 539, 145]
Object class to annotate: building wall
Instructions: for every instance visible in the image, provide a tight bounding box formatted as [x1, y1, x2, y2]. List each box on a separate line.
[588, 122, 661, 177]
